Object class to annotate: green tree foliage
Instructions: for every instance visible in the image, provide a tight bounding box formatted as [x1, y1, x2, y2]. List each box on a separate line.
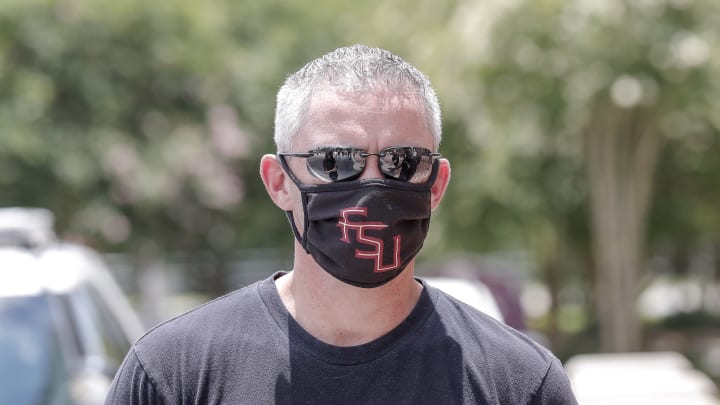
[2, 1, 244, 249]
[454, 0, 720, 351]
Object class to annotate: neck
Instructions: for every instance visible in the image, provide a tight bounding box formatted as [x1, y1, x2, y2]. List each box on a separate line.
[275, 250, 423, 347]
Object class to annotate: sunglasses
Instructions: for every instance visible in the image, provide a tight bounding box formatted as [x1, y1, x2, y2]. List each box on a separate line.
[279, 146, 441, 183]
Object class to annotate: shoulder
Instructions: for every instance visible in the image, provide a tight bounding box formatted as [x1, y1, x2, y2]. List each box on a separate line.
[430, 284, 550, 360]
[130, 280, 273, 379]
[426, 284, 577, 403]
[138, 281, 263, 347]
[109, 276, 291, 403]
[106, 347, 162, 404]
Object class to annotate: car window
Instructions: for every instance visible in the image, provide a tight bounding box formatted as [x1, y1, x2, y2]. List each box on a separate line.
[85, 283, 133, 367]
[66, 284, 132, 372]
[0, 295, 72, 404]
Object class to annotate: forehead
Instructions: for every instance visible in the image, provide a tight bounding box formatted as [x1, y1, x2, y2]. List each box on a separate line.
[292, 88, 433, 151]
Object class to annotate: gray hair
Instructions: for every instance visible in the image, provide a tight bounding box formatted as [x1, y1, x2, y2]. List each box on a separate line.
[273, 44, 442, 152]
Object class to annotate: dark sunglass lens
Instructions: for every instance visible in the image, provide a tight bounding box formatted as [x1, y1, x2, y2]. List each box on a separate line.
[380, 147, 435, 183]
[306, 149, 365, 182]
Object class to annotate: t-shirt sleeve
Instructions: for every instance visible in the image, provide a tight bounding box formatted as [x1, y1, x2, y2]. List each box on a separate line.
[105, 347, 164, 405]
[529, 358, 579, 405]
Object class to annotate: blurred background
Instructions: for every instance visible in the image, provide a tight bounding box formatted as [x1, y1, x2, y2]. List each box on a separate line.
[1, 0, 720, 403]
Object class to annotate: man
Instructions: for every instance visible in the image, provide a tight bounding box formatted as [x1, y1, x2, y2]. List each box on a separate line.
[106, 45, 578, 404]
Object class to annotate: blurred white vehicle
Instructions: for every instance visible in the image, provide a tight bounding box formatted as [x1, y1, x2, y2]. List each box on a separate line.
[422, 276, 505, 323]
[0, 208, 144, 405]
[565, 351, 719, 405]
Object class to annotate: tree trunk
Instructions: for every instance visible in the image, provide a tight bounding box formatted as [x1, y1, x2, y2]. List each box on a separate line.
[585, 101, 661, 352]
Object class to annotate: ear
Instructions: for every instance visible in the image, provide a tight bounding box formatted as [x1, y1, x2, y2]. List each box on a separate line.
[430, 158, 451, 210]
[260, 154, 294, 211]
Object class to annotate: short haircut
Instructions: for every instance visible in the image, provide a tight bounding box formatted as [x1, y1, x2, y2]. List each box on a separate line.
[273, 44, 442, 152]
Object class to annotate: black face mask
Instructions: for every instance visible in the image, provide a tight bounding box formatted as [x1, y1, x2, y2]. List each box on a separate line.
[279, 157, 438, 288]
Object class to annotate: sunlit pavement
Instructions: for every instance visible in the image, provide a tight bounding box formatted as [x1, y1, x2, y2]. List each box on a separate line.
[565, 351, 719, 404]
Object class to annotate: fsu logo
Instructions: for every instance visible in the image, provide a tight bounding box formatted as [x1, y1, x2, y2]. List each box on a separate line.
[337, 207, 401, 273]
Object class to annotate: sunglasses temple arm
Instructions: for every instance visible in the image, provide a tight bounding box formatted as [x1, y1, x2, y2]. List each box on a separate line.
[277, 155, 306, 186]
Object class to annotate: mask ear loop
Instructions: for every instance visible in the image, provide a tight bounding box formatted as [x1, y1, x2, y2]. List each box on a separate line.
[284, 211, 310, 253]
[278, 155, 312, 253]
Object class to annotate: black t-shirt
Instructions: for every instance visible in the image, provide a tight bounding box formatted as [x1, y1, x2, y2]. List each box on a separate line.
[106, 273, 578, 404]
